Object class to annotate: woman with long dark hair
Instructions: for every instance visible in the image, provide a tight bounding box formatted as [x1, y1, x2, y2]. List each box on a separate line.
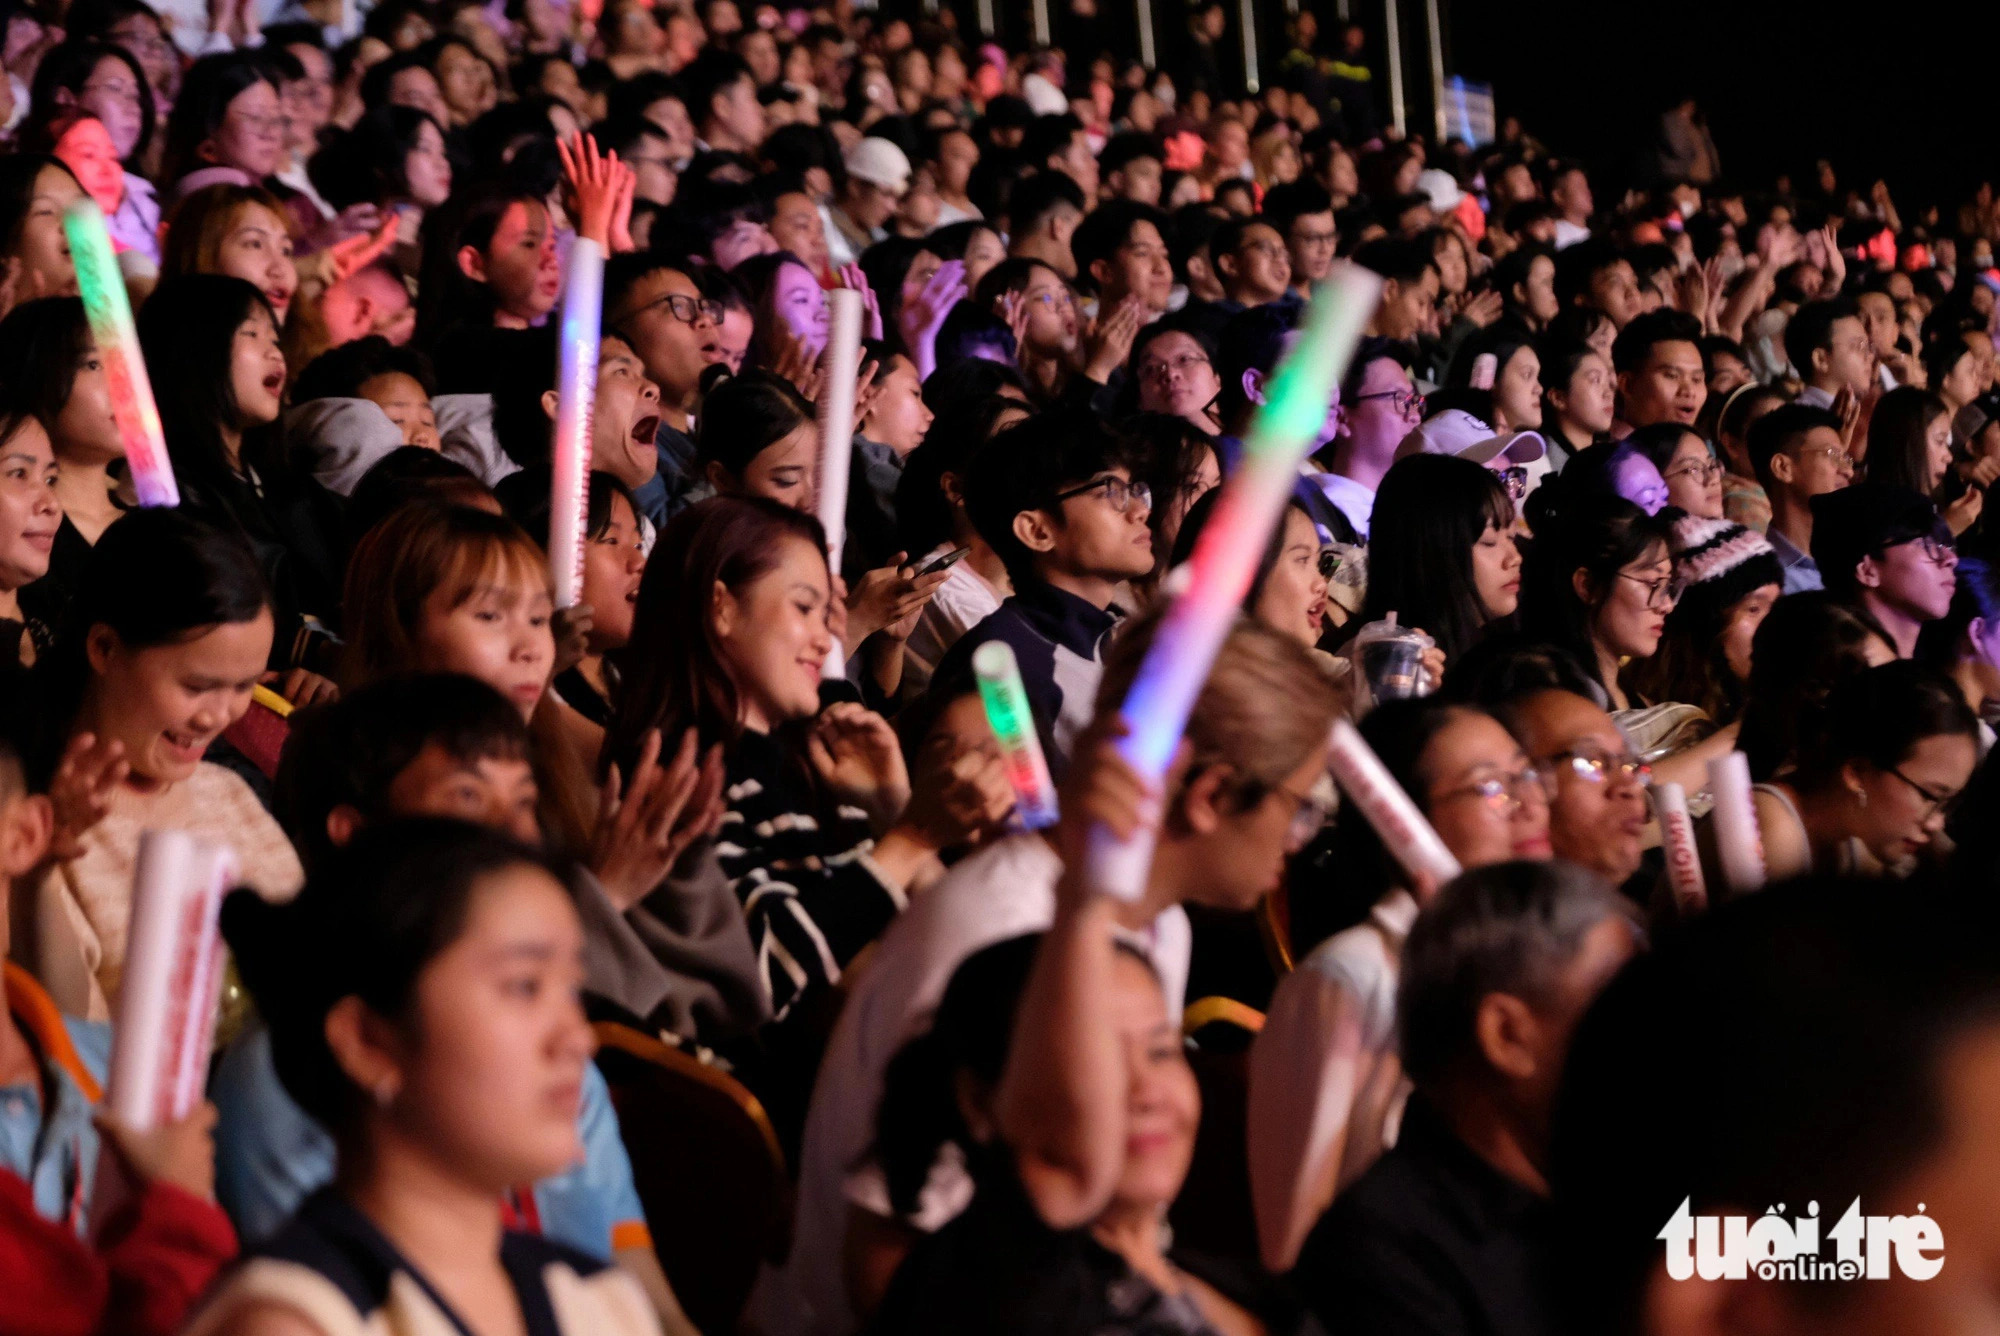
[1866, 385, 1981, 535]
[1629, 513, 1784, 728]
[136, 274, 345, 680]
[414, 182, 561, 343]
[1358, 453, 1520, 663]
[606, 495, 1001, 1026]
[159, 52, 286, 201]
[0, 155, 84, 304]
[1916, 555, 2000, 752]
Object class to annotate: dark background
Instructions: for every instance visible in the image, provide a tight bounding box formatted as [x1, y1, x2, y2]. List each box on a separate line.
[974, 0, 2000, 216]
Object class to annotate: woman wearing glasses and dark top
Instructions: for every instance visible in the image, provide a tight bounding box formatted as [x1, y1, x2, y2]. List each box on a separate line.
[1250, 696, 1551, 1272]
[1747, 661, 1977, 883]
[1518, 489, 1738, 789]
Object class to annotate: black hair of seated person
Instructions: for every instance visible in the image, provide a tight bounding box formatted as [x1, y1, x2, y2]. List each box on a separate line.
[1516, 491, 1673, 706]
[307, 104, 445, 212]
[1001, 169, 1086, 241]
[1552, 237, 1629, 312]
[222, 818, 573, 1133]
[494, 467, 638, 563]
[1288, 697, 1487, 961]
[1360, 453, 1517, 663]
[694, 368, 814, 481]
[343, 446, 493, 550]
[1212, 301, 1301, 431]
[589, 113, 672, 165]
[897, 393, 1029, 556]
[159, 50, 281, 185]
[920, 356, 1028, 419]
[1735, 591, 1895, 782]
[961, 408, 1133, 585]
[26, 37, 159, 164]
[873, 933, 1042, 1218]
[1787, 660, 1976, 800]
[275, 674, 532, 875]
[1551, 877, 2000, 1336]
[463, 97, 570, 178]
[30, 507, 272, 783]
[923, 219, 996, 265]
[933, 301, 1016, 368]
[292, 334, 437, 404]
[1168, 489, 1306, 613]
[1070, 199, 1169, 298]
[602, 69, 685, 125]
[759, 120, 843, 189]
[0, 295, 90, 434]
[1438, 634, 1602, 708]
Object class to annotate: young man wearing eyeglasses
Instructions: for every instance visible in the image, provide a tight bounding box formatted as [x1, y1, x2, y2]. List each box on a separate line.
[1311, 338, 1425, 540]
[1811, 483, 1959, 659]
[604, 254, 730, 524]
[1212, 217, 1297, 313]
[1491, 689, 1653, 887]
[932, 410, 1155, 773]
[1748, 402, 1851, 594]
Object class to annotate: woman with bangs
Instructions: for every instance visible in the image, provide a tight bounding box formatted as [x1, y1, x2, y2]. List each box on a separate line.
[25, 39, 162, 265]
[160, 183, 300, 325]
[138, 275, 346, 701]
[337, 502, 605, 854]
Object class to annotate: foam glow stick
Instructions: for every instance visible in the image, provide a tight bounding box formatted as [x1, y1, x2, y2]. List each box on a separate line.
[973, 641, 1059, 828]
[816, 287, 864, 679]
[1326, 718, 1462, 888]
[1707, 751, 1765, 895]
[1652, 781, 1707, 914]
[63, 199, 178, 507]
[105, 830, 238, 1130]
[550, 237, 604, 608]
[1083, 264, 1380, 900]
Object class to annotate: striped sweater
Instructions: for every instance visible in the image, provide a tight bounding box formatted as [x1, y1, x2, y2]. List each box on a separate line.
[715, 728, 905, 1022]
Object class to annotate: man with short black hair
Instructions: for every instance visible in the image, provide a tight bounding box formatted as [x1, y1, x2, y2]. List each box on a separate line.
[1611, 309, 1707, 430]
[605, 253, 728, 519]
[1005, 171, 1088, 279]
[678, 48, 764, 154]
[1263, 180, 1339, 298]
[1098, 131, 1165, 205]
[1785, 296, 1875, 407]
[1351, 237, 1441, 342]
[1748, 402, 1852, 593]
[1810, 484, 1959, 657]
[1554, 239, 1643, 328]
[1022, 112, 1100, 202]
[1210, 215, 1295, 312]
[1296, 861, 1640, 1336]
[1546, 161, 1593, 250]
[936, 411, 1153, 770]
[1070, 199, 1175, 318]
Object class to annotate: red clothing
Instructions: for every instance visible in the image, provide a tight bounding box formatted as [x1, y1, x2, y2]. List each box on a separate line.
[0, 1167, 237, 1336]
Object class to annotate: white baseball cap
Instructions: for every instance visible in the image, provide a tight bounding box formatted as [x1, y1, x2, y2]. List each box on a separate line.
[1416, 167, 1465, 212]
[844, 137, 912, 194]
[1397, 408, 1546, 466]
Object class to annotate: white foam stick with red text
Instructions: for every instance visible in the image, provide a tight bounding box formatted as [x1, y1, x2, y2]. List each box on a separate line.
[1706, 751, 1766, 895]
[816, 287, 864, 678]
[1326, 718, 1463, 889]
[550, 237, 604, 608]
[105, 830, 238, 1130]
[1652, 781, 1707, 913]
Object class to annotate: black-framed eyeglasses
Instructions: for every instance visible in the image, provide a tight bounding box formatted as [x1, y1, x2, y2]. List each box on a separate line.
[1353, 388, 1426, 416]
[1267, 779, 1336, 852]
[1056, 475, 1152, 513]
[1618, 571, 1681, 610]
[626, 291, 722, 327]
[1493, 465, 1529, 500]
[1915, 534, 1958, 568]
[1545, 746, 1652, 789]
[1139, 351, 1210, 381]
[1433, 765, 1550, 814]
[1663, 457, 1724, 485]
[1317, 546, 1344, 579]
[1886, 766, 1963, 820]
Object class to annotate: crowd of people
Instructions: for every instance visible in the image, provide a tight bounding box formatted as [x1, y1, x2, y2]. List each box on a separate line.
[2, 0, 2000, 1332]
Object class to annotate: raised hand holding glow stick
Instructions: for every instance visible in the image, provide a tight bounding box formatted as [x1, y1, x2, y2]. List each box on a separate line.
[550, 238, 605, 607]
[105, 830, 237, 1130]
[816, 287, 864, 678]
[1084, 265, 1380, 900]
[1707, 751, 1765, 895]
[63, 199, 178, 507]
[1326, 718, 1462, 888]
[973, 641, 1059, 828]
[1651, 781, 1707, 913]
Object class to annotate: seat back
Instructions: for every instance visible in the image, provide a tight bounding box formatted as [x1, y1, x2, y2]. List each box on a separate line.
[593, 1022, 793, 1335]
